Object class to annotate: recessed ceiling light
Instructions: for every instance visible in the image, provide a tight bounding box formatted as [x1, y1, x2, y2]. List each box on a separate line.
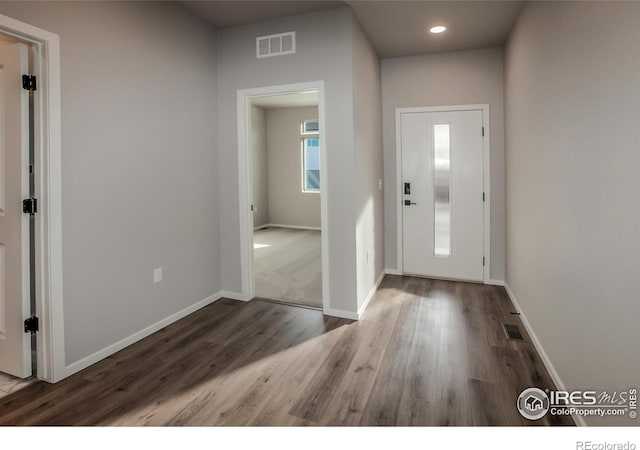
[430, 25, 447, 34]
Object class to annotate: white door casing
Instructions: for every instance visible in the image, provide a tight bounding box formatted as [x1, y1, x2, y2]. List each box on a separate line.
[0, 42, 31, 378]
[236, 81, 331, 314]
[398, 106, 489, 282]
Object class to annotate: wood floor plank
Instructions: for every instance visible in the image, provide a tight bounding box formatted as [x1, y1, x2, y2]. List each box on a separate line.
[0, 275, 574, 426]
[317, 276, 407, 425]
[358, 292, 423, 425]
[199, 308, 338, 426]
[245, 317, 350, 426]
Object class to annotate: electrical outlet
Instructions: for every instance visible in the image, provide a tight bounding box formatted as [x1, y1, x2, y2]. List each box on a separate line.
[153, 267, 163, 284]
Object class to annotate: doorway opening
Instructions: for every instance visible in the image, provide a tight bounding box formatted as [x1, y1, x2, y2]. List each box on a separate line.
[250, 92, 321, 308]
[237, 81, 329, 313]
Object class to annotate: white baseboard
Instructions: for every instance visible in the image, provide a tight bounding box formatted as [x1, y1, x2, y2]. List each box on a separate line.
[504, 283, 586, 427]
[384, 269, 504, 289]
[358, 271, 385, 318]
[323, 271, 385, 321]
[253, 224, 269, 231]
[220, 290, 251, 302]
[258, 223, 321, 231]
[63, 291, 223, 379]
[323, 307, 359, 321]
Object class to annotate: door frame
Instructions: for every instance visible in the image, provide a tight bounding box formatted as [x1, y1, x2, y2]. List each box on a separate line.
[0, 14, 64, 382]
[395, 104, 491, 284]
[236, 81, 330, 312]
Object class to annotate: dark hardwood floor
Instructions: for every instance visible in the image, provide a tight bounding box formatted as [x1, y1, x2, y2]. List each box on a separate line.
[0, 275, 573, 426]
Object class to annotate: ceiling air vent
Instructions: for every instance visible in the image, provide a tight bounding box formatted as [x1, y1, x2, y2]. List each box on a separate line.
[256, 31, 296, 58]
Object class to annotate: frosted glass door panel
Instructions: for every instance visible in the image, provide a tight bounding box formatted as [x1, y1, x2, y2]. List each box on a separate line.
[433, 124, 451, 257]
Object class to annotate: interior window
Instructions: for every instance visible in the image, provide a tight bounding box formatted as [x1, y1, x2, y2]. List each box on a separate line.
[301, 120, 320, 192]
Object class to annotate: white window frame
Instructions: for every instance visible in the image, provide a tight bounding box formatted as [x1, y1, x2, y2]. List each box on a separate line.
[300, 119, 319, 135]
[301, 121, 320, 193]
[301, 137, 320, 194]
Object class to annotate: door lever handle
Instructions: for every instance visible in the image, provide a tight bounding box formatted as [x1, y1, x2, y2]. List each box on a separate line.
[404, 200, 416, 206]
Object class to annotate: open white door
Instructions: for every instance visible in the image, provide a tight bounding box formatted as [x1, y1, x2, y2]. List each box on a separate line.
[0, 42, 31, 378]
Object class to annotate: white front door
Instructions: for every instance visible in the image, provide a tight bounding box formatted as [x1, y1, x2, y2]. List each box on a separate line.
[0, 42, 32, 378]
[401, 109, 484, 281]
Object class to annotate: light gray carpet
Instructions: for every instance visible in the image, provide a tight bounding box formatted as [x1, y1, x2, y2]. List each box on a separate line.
[0, 372, 32, 399]
[253, 227, 322, 308]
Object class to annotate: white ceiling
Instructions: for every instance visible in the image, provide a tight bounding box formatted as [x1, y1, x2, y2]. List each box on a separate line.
[251, 91, 319, 109]
[182, 1, 525, 58]
[183, 1, 343, 28]
[347, 1, 524, 58]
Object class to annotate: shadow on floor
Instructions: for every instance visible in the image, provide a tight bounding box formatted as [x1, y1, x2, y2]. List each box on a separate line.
[0, 298, 351, 425]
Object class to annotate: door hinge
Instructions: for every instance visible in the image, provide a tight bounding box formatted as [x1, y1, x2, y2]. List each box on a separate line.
[23, 198, 38, 215]
[24, 316, 39, 333]
[482, 192, 485, 202]
[483, 256, 486, 266]
[22, 74, 37, 91]
[482, 126, 485, 137]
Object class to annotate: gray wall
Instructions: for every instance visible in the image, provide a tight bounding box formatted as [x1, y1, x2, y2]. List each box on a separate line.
[217, 7, 359, 312]
[266, 106, 321, 228]
[505, 2, 640, 426]
[251, 105, 268, 227]
[352, 19, 384, 307]
[0, 2, 220, 365]
[381, 47, 506, 281]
